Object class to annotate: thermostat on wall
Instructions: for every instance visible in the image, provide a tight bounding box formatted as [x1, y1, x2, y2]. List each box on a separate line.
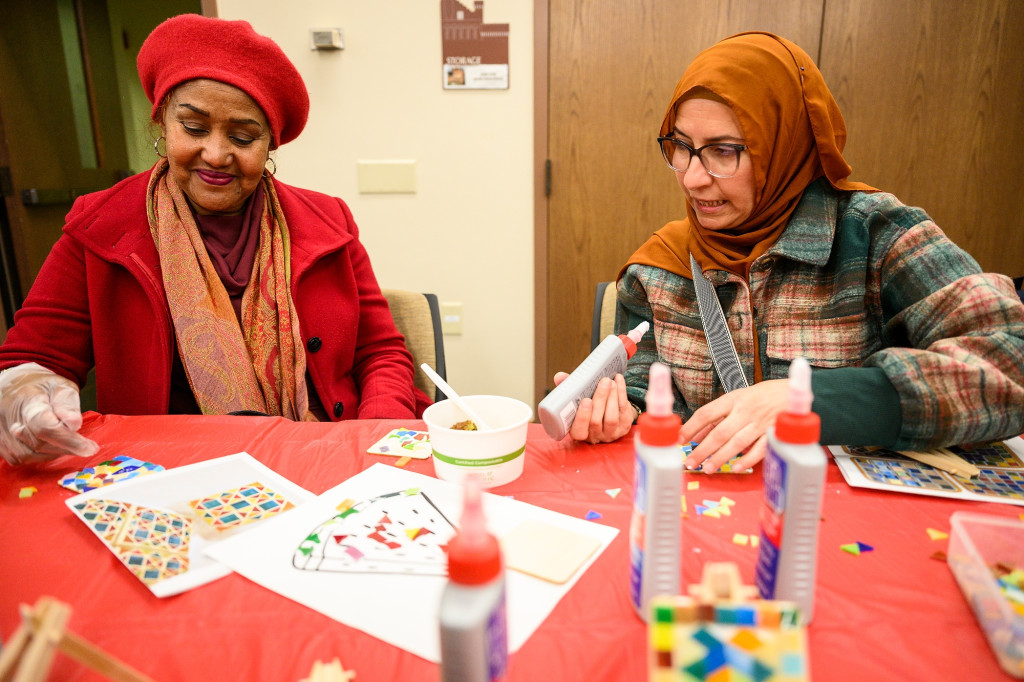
[310, 28, 344, 51]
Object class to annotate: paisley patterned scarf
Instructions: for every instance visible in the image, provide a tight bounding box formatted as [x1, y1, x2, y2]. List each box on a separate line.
[146, 158, 312, 420]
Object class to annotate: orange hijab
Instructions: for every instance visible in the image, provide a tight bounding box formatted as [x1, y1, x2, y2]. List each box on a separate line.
[623, 31, 876, 280]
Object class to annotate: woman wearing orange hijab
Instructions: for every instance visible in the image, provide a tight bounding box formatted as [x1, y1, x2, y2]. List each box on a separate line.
[556, 32, 1024, 470]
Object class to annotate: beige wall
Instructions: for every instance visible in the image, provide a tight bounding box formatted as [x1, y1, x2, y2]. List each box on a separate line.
[217, 0, 536, 408]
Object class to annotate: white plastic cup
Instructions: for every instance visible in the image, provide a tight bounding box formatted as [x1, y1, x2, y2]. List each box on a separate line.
[422, 395, 532, 488]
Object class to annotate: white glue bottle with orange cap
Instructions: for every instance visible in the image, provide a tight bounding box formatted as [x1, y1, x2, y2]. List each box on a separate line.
[538, 320, 650, 440]
[439, 476, 508, 682]
[754, 356, 827, 624]
[628, 361, 682, 621]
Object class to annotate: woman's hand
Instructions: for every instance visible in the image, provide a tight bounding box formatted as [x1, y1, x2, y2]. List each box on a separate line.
[0, 363, 99, 466]
[678, 379, 789, 473]
[553, 372, 634, 444]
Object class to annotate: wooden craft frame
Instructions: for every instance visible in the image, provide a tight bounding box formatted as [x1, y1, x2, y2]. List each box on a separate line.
[0, 597, 155, 682]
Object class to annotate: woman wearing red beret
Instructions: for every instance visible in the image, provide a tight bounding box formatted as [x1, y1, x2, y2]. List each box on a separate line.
[0, 15, 430, 465]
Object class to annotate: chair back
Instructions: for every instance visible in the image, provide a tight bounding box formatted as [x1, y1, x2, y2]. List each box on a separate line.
[381, 289, 447, 401]
[591, 281, 618, 351]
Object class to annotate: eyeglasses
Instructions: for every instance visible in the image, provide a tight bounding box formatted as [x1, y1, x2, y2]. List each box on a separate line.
[657, 137, 747, 178]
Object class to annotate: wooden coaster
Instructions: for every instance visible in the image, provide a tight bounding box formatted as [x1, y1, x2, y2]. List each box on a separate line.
[501, 519, 602, 584]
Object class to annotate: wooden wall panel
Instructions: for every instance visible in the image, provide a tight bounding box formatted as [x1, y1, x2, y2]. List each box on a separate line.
[541, 0, 824, 400]
[819, 0, 1024, 276]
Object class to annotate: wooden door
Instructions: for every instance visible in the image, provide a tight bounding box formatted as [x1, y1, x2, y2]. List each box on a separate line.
[538, 0, 825, 402]
[0, 0, 130, 302]
[819, 0, 1024, 276]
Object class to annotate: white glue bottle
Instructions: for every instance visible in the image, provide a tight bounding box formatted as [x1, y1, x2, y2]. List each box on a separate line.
[754, 357, 827, 624]
[439, 477, 508, 682]
[538, 320, 650, 440]
[628, 361, 682, 621]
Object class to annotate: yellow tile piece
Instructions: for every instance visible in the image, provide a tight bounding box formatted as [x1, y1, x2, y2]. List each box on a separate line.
[717, 503, 732, 517]
[336, 498, 355, 512]
[687, 481, 700, 491]
[651, 622, 673, 650]
[702, 508, 721, 519]
[718, 496, 736, 507]
[730, 628, 763, 651]
[732, 533, 749, 546]
[750, 535, 760, 547]
[19, 486, 37, 499]
[926, 527, 949, 541]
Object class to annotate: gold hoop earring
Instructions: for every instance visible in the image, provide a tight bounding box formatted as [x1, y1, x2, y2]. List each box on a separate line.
[153, 136, 166, 158]
[264, 157, 277, 176]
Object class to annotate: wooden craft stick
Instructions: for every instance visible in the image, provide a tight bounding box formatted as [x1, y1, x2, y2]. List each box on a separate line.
[56, 631, 157, 682]
[16, 598, 69, 682]
[0, 620, 31, 680]
[901, 449, 980, 479]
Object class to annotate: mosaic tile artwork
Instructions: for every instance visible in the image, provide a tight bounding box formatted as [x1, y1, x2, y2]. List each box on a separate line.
[649, 597, 808, 681]
[59, 455, 164, 493]
[948, 442, 1024, 469]
[189, 481, 295, 531]
[851, 457, 961, 492]
[72, 498, 190, 585]
[292, 488, 456, 575]
[958, 468, 1024, 500]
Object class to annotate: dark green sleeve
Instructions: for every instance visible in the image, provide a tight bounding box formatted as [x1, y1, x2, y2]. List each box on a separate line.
[811, 367, 902, 447]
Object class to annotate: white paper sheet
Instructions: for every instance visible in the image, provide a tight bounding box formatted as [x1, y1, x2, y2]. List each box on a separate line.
[205, 463, 619, 662]
[66, 452, 314, 597]
[829, 437, 1024, 507]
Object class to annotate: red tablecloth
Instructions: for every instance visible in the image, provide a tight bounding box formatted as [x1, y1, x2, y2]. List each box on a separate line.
[0, 413, 1017, 681]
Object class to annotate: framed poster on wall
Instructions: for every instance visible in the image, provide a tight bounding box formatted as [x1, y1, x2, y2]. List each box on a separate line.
[440, 0, 509, 90]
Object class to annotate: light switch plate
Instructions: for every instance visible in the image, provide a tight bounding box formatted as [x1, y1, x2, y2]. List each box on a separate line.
[440, 302, 463, 335]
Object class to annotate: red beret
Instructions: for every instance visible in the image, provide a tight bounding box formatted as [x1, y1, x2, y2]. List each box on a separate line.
[137, 14, 309, 147]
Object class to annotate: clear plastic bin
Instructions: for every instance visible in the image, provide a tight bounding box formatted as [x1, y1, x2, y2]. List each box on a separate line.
[948, 511, 1024, 678]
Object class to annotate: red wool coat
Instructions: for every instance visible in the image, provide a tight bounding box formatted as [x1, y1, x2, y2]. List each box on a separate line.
[0, 172, 430, 420]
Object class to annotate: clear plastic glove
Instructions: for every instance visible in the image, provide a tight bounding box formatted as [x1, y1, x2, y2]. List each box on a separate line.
[0, 362, 99, 466]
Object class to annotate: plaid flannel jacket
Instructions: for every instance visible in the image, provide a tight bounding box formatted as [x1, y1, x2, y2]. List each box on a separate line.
[618, 179, 1024, 450]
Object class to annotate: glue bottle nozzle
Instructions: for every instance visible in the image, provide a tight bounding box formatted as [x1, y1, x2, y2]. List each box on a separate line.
[625, 320, 649, 344]
[786, 357, 813, 415]
[645, 362, 673, 417]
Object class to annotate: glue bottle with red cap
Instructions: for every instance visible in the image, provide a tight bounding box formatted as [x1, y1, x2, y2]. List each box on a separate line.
[628, 361, 682, 621]
[440, 476, 508, 682]
[754, 357, 827, 624]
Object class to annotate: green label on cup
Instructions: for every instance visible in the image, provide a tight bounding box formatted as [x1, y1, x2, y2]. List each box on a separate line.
[432, 445, 525, 468]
